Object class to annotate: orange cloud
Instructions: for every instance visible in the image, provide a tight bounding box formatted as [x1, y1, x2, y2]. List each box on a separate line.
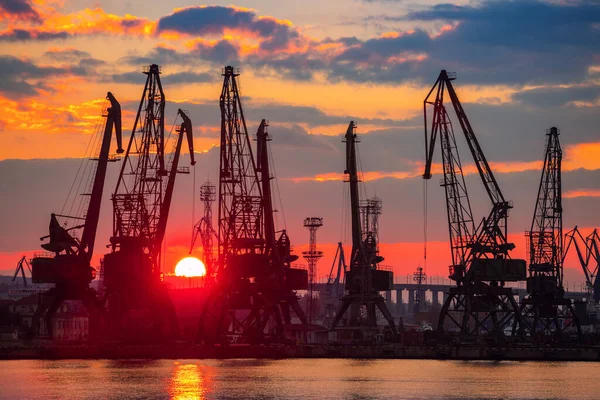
[0, 7, 155, 40]
[289, 159, 546, 183]
[564, 189, 600, 199]
[564, 142, 600, 171]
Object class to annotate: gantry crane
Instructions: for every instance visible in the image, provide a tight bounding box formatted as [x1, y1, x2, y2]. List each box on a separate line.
[196, 68, 307, 344]
[331, 122, 397, 337]
[13, 256, 31, 287]
[564, 227, 600, 303]
[323, 242, 346, 326]
[103, 64, 195, 340]
[423, 70, 527, 341]
[521, 127, 581, 341]
[31, 92, 123, 338]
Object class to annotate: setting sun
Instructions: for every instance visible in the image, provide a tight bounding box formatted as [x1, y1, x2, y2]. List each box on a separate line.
[175, 257, 207, 277]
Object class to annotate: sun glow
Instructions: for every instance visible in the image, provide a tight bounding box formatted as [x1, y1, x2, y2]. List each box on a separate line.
[175, 257, 206, 277]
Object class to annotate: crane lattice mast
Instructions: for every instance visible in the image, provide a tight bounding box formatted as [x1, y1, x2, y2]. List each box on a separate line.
[521, 127, 581, 341]
[104, 65, 195, 340]
[197, 68, 307, 344]
[423, 70, 527, 341]
[190, 181, 218, 280]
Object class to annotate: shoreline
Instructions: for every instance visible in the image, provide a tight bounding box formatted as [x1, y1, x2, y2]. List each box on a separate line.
[2, 343, 600, 361]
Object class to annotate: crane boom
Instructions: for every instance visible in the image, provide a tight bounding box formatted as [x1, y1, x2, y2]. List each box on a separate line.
[154, 109, 195, 255]
[80, 92, 123, 260]
[423, 70, 517, 281]
[527, 128, 563, 283]
[256, 119, 276, 255]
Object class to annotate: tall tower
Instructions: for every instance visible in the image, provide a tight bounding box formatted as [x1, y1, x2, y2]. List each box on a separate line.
[302, 217, 323, 323]
[522, 127, 581, 341]
[190, 180, 217, 280]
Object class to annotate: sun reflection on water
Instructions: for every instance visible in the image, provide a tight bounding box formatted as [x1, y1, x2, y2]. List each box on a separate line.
[169, 362, 211, 400]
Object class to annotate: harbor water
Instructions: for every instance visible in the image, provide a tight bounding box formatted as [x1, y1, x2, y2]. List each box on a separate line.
[0, 359, 597, 399]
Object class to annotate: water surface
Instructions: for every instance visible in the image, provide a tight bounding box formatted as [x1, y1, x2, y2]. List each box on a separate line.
[0, 359, 595, 399]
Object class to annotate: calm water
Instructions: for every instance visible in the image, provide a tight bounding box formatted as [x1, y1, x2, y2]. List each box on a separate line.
[0, 359, 597, 399]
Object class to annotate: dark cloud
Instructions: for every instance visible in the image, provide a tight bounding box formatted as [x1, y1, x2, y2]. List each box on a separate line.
[44, 48, 91, 62]
[0, 56, 71, 97]
[120, 47, 198, 67]
[0, 29, 69, 41]
[156, 6, 299, 52]
[157, 6, 255, 36]
[513, 85, 600, 108]
[245, 0, 600, 86]
[0, 0, 39, 21]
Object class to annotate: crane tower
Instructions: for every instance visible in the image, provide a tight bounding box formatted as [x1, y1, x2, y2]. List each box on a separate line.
[303, 217, 323, 323]
[31, 92, 123, 338]
[331, 122, 397, 337]
[190, 181, 218, 281]
[196, 67, 308, 344]
[522, 127, 581, 341]
[423, 70, 527, 341]
[103, 64, 195, 340]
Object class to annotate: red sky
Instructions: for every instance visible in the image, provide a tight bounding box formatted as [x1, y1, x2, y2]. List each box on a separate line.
[1, 0, 599, 286]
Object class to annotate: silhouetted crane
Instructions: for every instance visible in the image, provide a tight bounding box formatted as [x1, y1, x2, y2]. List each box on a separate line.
[196, 68, 307, 344]
[521, 127, 581, 341]
[103, 65, 195, 340]
[31, 92, 123, 338]
[423, 70, 527, 342]
[12, 256, 31, 287]
[331, 122, 397, 337]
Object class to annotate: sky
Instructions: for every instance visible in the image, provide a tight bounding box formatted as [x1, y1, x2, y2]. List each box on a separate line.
[0, 0, 599, 285]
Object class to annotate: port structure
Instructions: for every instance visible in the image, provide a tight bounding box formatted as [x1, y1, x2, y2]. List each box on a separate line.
[331, 122, 397, 337]
[303, 217, 323, 323]
[190, 180, 218, 282]
[196, 67, 308, 344]
[521, 128, 581, 342]
[423, 70, 527, 342]
[12, 256, 32, 287]
[413, 266, 427, 313]
[31, 92, 123, 338]
[564, 227, 600, 304]
[323, 243, 346, 326]
[103, 64, 195, 340]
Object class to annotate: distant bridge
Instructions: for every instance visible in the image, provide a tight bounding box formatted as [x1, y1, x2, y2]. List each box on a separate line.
[313, 282, 589, 310]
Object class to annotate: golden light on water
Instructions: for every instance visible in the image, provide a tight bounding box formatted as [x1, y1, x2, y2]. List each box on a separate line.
[170, 363, 212, 400]
[175, 257, 206, 277]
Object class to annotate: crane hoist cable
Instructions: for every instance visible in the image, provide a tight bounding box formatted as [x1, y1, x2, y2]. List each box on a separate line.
[61, 98, 108, 229]
[423, 181, 427, 267]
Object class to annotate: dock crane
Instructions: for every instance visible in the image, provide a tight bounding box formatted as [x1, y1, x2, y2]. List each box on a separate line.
[331, 122, 397, 337]
[521, 127, 581, 341]
[196, 67, 308, 344]
[423, 71, 527, 341]
[31, 92, 123, 338]
[103, 64, 195, 340]
[564, 227, 600, 303]
[13, 256, 31, 287]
